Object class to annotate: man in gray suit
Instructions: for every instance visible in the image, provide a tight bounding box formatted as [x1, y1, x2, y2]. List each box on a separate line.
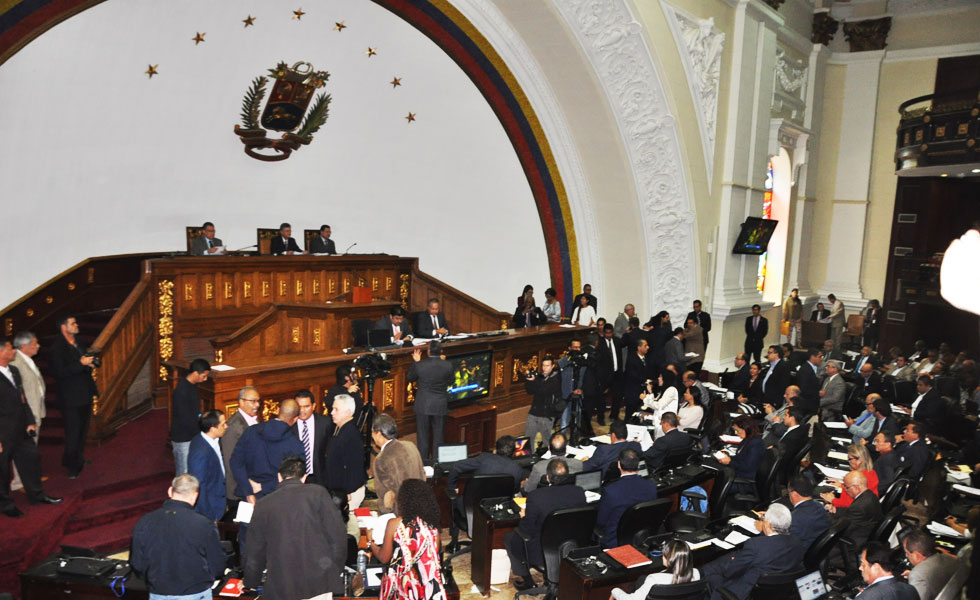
[857, 541, 919, 599]
[219, 386, 262, 501]
[903, 528, 959, 600]
[663, 328, 687, 371]
[820, 360, 847, 419]
[523, 432, 583, 493]
[11, 332, 44, 442]
[407, 341, 454, 460]
[190, 222, 223, 255]
[308, 224, 337, 255]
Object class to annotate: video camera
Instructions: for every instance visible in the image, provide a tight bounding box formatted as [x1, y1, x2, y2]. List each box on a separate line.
[352, 353, 391, 379]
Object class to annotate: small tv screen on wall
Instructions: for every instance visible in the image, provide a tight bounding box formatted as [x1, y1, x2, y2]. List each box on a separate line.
[732, 217, 778, 255]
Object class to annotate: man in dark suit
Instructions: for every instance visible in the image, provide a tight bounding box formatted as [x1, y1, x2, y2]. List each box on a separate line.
[730, 353, 751, 395]
[370, 414, 426, 514]
[642, 412, 693, 470]
[773, 408, 808, 484]
[786, 476, 829, 550]
[897, 421, 931, 481]
[702, 502, 805, 599]
[504, 459, 588, 590]
[810, 302, 830, 321]
[407, 341, 454, 460]
[761, 347, 791, 408]
[49, 315, 97, 478]
[646, 317, 672, 374]
[586, 420, 641, 477]
[856, 541, 920, 600]
[744, 304, 768, 363]
[308, 224, 337, 254]
[911, 375, 943, 430]
[448, 435, 525, 493]
[865, 397, 900, 444]
[663, 328, 687, 371]
[596, 448, 658, 547]
[596, 324, 623, 425]
[856, 363, 884, 399]
[852, 346, 879, 374]
[796, 348, 823, 415]
[831, 471, 882, 551]
[269, 222, 305, 255]
[171, 358, 211, 476]
[220, 386, 261, 501]
[244, 457, 347, 599]
[686, 299, 711, 349]
[415, 297, 450, 338]
[190, 221, 223, 255]
[230, 399, 305, 505]
[187, 410, 228, 522]
[622, 339, 650, 417]
[568, 284, 597, 318]
[0, 337, 60, 517]
[324, 394, 367, 508]
[293, 390, 330, 487]
[872, 433, 902, 493]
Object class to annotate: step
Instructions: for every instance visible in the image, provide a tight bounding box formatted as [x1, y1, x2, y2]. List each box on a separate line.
[65, 483, 165, 534]
[59, 513, 144, 556]
[83, 470, 173, 501]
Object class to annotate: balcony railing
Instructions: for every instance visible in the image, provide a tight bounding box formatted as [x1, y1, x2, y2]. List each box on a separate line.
[895, 88, 980, 173]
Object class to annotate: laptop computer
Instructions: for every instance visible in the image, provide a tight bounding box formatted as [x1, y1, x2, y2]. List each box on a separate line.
[512, 436, 531, 458]
[796, 570, 829, 600]
[436, 443, 469, 466]
[574, 469, 603, 492]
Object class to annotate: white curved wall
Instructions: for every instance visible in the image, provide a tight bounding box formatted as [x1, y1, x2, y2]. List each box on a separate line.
[0, 0, 549, 312]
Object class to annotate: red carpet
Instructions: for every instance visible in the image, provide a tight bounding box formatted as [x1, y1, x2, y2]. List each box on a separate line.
[0, 408, 174, 595]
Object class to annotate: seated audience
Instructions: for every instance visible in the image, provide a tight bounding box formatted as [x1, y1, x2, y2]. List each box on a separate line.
[863, 396, 900, 446]
[772, 408, 808, 482]
[761, 386, 801, 445]
[611, 540, 700, 600]
[374, 306, 414, 346]
[902, 528, 959, 600]
[872, 433, 902, 494]
[717, 416, 764, 481]
[641, 370, 679, 423]
[857, 362, 884, 398]
[571, 294, 597, 326]
[888, 355, 917, 382]
[730, 353, 751, 395]
[369, 479, 448, 599]
[828, 471, 882, 552]
[821, 444, 879, 508]
[786, 475, 829, 550]
[911, 375, 943, 429]
[642, 412, 693, 471]
[678, 386, 704, 431]
[190, 221, 223, 255]
[682, 371, 711, 416]
[897, 421, 932, 481]
[524, 432, 584, 493]
[585, 420, 641, 477]
[702, 503, 804, 600]
[846, 395, 879, 445]
[448, 435, 525, 494]
[596, 448, 658, 547]
[504, 459, 587, 591]
[736, 362, 764, 408]
[541, 287, 562, 323]
[858, 541, 920, 600]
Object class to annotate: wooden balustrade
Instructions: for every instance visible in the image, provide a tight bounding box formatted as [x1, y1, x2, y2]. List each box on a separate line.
[410, 266, 511, 333]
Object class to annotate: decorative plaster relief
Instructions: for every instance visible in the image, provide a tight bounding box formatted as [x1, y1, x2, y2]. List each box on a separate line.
[661, 2, 724, 185]
[552, 0, 697, 318]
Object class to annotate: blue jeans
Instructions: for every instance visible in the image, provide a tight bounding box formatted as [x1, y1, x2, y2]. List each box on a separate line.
[172, 441, 190, 476]
[150, 591, 210, 600]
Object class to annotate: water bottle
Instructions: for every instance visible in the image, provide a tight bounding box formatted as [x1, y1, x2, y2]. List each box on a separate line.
[357, 549, 368, 577]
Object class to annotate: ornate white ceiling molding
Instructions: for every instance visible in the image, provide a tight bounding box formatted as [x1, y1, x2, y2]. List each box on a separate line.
[660, 1, 724, 186]
[551, 0, 697, 318]
[452, 0, 603, 297]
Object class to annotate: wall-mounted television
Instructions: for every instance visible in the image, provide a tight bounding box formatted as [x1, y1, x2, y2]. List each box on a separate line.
[732, 217, 779, 255]
[445, 350, 492, 404]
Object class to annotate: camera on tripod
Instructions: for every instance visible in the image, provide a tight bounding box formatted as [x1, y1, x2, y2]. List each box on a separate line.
[564, 348, 595, 370]
[352, 353, 391, 379]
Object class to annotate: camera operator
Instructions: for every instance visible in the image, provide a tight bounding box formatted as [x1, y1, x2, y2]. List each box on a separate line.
[524, 356, 562, 452]
[557, 338, 598, 441]
[326, 365, 365, 432]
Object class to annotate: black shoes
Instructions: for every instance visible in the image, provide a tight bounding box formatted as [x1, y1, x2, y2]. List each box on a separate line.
[30, 494, 62, 505]
[514, 577, 535, 591]
[3, 507, 24, 518]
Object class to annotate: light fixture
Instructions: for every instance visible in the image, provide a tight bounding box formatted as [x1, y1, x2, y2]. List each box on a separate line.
[941, 229, 980, 316]
[972, 168, 980, 174]
[940, 173, 948, 177]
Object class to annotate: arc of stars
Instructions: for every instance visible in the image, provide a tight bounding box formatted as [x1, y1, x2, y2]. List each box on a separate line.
[365, 47, 377, 57]
[243, 15, 255, 27]
[390, 77, 402, 88]
[334, 21, 347, 32]
[405, 112, 416, 123]
[145, 64, 158, 78]
[192, 32, 206, 45]
[293, 8, 305, 20]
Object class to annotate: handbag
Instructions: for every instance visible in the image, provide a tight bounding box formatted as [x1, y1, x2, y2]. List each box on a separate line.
[780, 321, 791, 336]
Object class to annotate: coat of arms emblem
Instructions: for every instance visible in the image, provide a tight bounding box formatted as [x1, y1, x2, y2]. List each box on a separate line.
[234, 61, 331, 161]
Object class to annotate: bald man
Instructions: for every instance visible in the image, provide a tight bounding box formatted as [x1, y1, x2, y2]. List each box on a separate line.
[230, 399, 305, 505]
[829, 471, 882, 551]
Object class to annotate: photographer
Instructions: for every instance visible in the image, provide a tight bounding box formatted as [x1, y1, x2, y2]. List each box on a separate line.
[524, 356, 562, 452]
[558, 338, 597, 441]
[326, 365, 365, 431]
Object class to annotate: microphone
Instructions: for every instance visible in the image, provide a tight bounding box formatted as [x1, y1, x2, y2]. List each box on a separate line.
[343, 242, 357, 255]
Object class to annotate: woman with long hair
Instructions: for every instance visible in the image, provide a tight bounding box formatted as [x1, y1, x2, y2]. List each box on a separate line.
[610, 540, 700, 599]
[821, 444, 880, 508]
[678, 385, 704, 431]
[717, 415, 764, 480]
[370, 479, 447, 600]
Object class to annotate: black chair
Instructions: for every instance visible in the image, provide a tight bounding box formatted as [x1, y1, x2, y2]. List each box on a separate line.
[514, 505, 599, 600]
[934, 376, 960, 399]
[782, 442, 812, 484]
[447, 474, 515, 558]
[616, 497, 673, 547]
[804, 520, 848, 578]
[717, 568, 809, 600]
[879, 478, 910, 514]
[666, 467, 734, 533]
[352, 318, 375, 347]
[870, 506, 906, 544]
[656, 444, 697, 475]
[646, 580, 710, 600]
[729, 449, 781, 512]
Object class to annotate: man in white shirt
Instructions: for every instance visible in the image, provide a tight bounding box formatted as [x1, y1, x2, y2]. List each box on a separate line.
[857, 541, 919, 599]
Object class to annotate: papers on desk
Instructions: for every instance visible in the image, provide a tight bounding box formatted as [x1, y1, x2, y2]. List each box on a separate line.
[234, 500, 253, 524]
[823, 421, 848, 429]
[831, 437, 853, 445]
[713, 451, 728, 461]
[891, 404, 911, 415]
[211, 364, 236, 371]
[544, 445, 596, 460]
[585, 491, 601, 504]
[814, 463, 849, 480]
[626, 424, 654, 451]
[927, 521, 966, 538]
[444, 334, 471, 340]
[946, 466, 972, 483]
[423, 465, 435, 478]
[952, 483, 980, 497]
[703, 382, 727, 392]
[689, 539, 713, 550]
[371, 513, 396, 545]
[412, 338, 431, 346]
[730, 515, 760, 535]
[559, 324, 578, 328]
[827, 451, 850, 462]
[712, 539, 735, 550]
[591, 434, 612, 445]
[723, 530, 752, 546]
[719, 435, 742, 445]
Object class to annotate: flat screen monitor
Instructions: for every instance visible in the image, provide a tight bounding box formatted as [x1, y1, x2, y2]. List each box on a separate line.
[446, 350, 492, 403]
[795, 571, 827, 600]
[732, 217, 778, 255]
[512, 436, 531, 457]
[575, 470, 602, 492]
[436, 443, 468, 465]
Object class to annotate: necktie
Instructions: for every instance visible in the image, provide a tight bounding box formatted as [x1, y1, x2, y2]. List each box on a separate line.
[206, 238, 211, 249]
[753, 316, 759, 331]
[432, 315, 438, 332]
[608, 339, 617, 371]
[301, 420, 312, 474]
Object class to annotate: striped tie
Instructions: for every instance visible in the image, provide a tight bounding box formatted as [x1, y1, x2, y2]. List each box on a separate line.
[301, 419, 313, 474]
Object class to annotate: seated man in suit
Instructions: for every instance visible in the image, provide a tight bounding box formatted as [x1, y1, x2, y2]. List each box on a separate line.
[871, 433, 902, 494]
[886, 355, 917, 382]
[374, 306, 414, 346]
[584, 420, 641, 478]
[448, 435, 525, 494]
[771, 407, 808, 484]
[858, 541, 920, 600]
[415, 297, 449, 338]
[829, 471, 882, 552]
[504, 459, 588, 590]
[730, 353, 751, 395]
[910, 375, 943, 430]
[308, 224, 337, 255]
[897, 421, 931, 481]
[270, 222, 306, 255]
[524, 432, 583, 493]
[702, 503, 805, 600]
[856, 362, 884, 398]
[902, 528, 959, 600]
[642, 412, 692, 471]
[596, 447, 658, 547]
[785, 475, 829, 551]
[819, 360, 847, 419]
[810, 302, 830, 321]
[191, 221, 223, 255]
[187, 410, 228, 522]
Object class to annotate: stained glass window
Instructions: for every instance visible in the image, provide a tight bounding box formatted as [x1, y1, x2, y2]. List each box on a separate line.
[757, 161, 773, 292]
